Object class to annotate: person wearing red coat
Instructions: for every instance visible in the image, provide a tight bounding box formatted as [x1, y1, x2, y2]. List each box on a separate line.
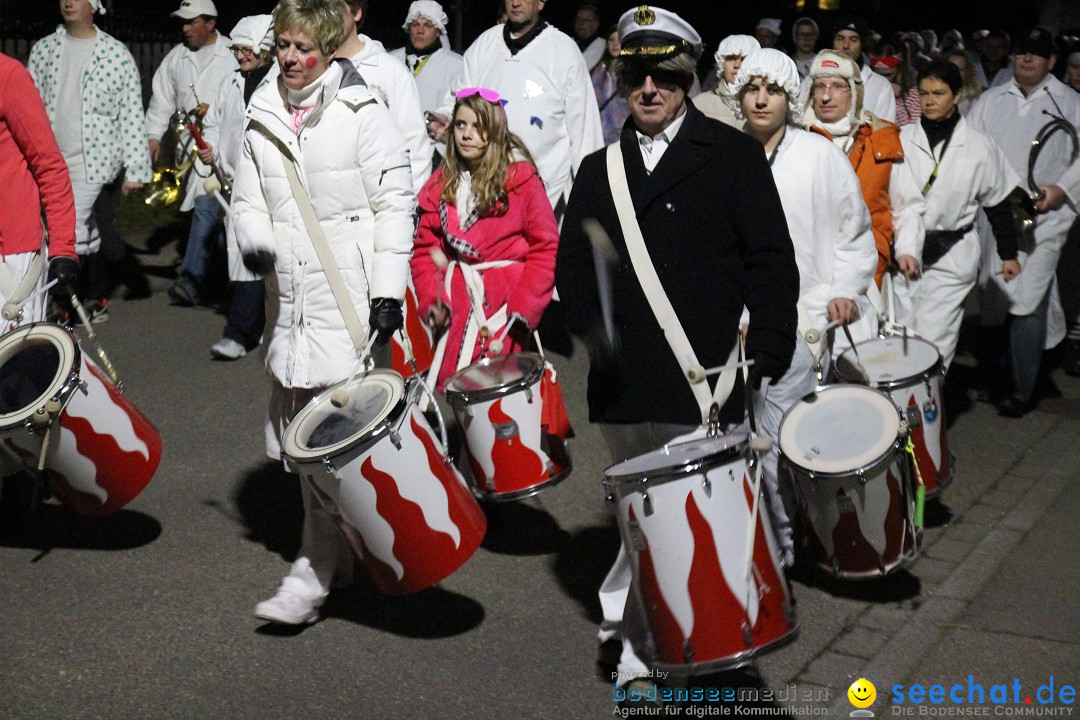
[412, 88, 559, 390]
[0, 51, 78, 330]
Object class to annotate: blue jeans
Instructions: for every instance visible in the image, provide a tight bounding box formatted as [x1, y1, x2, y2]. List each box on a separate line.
[1008, 287, 1052, 404]
[178, 195, 224, 295]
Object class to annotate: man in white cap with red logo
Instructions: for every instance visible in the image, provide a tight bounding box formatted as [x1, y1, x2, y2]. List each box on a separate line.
[802, 49, 924, 319]
[389, 1, 462, 168]
[734, 48, 877, 562]
[28, 0, 152, 322]
[147, 0, 237, 307]
[557, 6, 798, 703]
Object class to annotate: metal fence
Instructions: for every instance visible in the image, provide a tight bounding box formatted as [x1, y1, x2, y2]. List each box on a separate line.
[1, 10, 176, 107]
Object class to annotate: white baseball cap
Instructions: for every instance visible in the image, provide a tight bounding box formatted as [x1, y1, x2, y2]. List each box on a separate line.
[171, 0, 217, 20]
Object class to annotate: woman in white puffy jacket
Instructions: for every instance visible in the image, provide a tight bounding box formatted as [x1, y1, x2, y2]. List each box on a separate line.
[230, 0, 415, 625]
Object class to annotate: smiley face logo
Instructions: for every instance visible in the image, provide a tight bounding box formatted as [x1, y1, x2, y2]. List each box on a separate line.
[848, 678, 877, 708]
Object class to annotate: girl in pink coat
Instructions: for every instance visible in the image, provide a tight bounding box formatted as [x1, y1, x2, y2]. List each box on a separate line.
[412, 88, 559, 390]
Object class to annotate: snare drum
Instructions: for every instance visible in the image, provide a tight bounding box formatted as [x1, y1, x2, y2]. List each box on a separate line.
[444, 353, 571, 502]
[778, 384, 917, 579]
[390, 283, 435, 378]
[282, 369, 486, 595]
[835, 336, 951, 496]
[604, 434, 798, 675]
[0, 323, 162, 515]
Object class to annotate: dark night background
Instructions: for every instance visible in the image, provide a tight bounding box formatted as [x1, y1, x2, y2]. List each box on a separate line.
[3, 0, 1078, 58]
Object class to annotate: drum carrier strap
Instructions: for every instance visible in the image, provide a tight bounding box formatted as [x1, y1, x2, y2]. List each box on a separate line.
[280, 151, 370, 359]
[604, 144, 740, 426]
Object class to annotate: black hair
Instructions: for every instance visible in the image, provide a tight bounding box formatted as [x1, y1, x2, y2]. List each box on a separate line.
[920, 59, 963, 95]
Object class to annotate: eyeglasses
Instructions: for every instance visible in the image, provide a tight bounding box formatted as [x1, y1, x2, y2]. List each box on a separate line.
[231, 46, 256, 57]
[456, 87, 508, 106]
[811, 81, 852, 94]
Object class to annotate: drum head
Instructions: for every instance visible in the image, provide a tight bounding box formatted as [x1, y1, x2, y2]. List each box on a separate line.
[0, 323, 77, 430]
[604, 433, 748, 485]
[444, 352, 543, 402]
[836, 336, 941, 386]
[778, 385, 900, 475]
[282, 369, 406, 462]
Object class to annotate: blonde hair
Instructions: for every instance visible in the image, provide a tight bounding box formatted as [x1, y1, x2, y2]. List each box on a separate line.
[440, 93, 536, 217]
[272, 0, 348, 57]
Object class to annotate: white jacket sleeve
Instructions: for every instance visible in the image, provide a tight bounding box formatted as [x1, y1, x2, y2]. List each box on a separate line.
[145, 50, 179, 141]
[562, 51, 604, 179]
[230, 134, 275, 274]
[356, 102, 416, 301]
[827, 156, 877, 302]
[889, 158, 926, 260]
[201, 76, 227, 160]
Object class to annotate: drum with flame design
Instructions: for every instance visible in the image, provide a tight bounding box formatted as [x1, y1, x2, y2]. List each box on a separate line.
[390, 282, 435, 378]
[835, 335, 951, 497]
[0, 323, 162, 515]
[444, 353, 571, 502]
[282, 369, 486, 595]
[779, 384, 918, 579]
[604, 433, 798, 675]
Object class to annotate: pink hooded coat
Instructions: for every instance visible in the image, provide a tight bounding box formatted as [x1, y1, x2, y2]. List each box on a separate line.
[411, 161, 558, 389]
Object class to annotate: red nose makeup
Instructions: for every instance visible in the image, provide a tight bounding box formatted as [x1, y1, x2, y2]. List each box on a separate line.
[304, 56, 318, 69]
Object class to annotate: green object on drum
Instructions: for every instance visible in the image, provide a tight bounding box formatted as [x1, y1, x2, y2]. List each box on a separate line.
[914, 483, 925, 530]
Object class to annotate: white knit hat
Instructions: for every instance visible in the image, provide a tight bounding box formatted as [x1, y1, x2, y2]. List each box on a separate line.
[402, 0, 448, 34]
[734, 48, 803, 125]
[86, 0, 107, 15]
[230, 15, 274, 53]
[803, 49, 863, 127]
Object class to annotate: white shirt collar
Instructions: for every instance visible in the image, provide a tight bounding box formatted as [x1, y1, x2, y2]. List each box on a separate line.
[635, 108, 687, 173]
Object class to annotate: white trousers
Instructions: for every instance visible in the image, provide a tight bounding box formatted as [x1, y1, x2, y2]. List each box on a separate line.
[893, 235, 981, 371]
[264, 343, 392, 594]
[70, 168, 104, 256]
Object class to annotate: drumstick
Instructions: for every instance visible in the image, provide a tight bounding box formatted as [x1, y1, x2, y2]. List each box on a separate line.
[203, 177, 230, 213]
[704, 358, 754, 377]
[804, 318, 841, 345]
[581, 218, 619, 350]
[842, 322, 871, 385]
[70, 291, 123, 389]
[330, 334, 378, 408]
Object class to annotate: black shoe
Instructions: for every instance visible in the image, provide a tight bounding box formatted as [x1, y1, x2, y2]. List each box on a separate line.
[996, 396, 1026, 418]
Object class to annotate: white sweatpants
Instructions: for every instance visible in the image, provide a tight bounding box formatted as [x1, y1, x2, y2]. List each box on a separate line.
[894, 235, 981, 371]
[70, 168, 104, 256]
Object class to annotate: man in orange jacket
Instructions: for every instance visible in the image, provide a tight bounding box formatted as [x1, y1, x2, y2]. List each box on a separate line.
[801, 50, 924, 303]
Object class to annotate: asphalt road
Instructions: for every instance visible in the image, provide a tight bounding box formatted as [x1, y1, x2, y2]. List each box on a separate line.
[1, 254, 1077, 720]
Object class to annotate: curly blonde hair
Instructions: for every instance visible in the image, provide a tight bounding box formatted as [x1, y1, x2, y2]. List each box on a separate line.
[440, 93, 536, 217]
[272, 0, 348, 57]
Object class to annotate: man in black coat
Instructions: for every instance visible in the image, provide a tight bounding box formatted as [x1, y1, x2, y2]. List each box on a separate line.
[555, 5, 800, 697]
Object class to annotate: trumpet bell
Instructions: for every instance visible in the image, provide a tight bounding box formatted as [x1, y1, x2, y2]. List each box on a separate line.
[144, 168, 182, 207]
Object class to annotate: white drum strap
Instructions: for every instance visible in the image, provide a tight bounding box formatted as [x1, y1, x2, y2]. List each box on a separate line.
[866, 273, 889, 325]
[280, 154, 370, 359]
[426, 257, 519, 383]
[605, 144, 738, 424]
[0, 243, 46, 322]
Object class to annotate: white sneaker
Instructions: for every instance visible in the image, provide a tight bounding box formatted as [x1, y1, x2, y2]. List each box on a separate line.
[254, 558, 328, 625]
[211, 337, 246, 360]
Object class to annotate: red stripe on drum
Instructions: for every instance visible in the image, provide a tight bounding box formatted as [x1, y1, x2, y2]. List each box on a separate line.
[487, 399, 546, 494]
[630, 503, 690, 665]
[409, 414, 487, 546]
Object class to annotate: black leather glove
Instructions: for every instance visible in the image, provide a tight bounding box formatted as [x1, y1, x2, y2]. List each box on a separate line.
[242, 250, 276, 276]
[47, 256, 79, 290]
[750, 352, 789, 390]
[369, 297, 404, 346]
[585, 320, 619, 374]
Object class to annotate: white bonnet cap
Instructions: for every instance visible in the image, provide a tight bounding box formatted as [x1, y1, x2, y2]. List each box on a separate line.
[230, 15, 275, 53]
[734, 48, 803, 125]
[402, 0, 448, 34]
[716, 34, 760, 61]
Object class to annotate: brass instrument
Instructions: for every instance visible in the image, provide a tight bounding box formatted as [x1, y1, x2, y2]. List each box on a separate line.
[1026, 88, 1079, 211]
[143, 108, 201, 208]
